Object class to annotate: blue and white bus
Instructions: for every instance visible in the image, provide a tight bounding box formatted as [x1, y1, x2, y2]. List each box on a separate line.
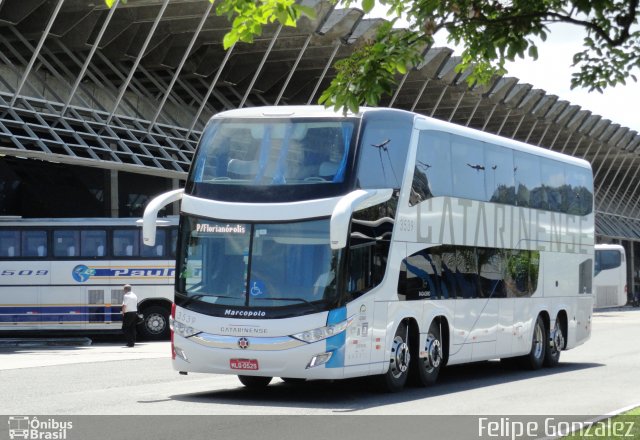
[143, 106, 594, 391]
[0, 216, 177, 339]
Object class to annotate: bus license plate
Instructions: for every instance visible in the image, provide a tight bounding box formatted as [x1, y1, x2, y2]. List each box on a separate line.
[230, 359, 259, 370]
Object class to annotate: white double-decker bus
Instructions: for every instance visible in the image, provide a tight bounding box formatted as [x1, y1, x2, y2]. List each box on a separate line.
[0, 217, 177, 339]
[594, 244, 627, 307]
[143, 106, 594, 391]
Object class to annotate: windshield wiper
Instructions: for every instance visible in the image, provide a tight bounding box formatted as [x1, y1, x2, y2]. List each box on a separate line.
[180, 294, 237, 308]
[251, 296, 320, 311]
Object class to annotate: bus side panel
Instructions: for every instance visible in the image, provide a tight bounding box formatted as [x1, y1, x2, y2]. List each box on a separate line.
[343, 296, 375, 374]
[495, 297, 515, 357]
[108, 258, 174, 304]
[541, 252, 578, 298]
[569, 296, 593, 349]
[511, 298, 536, 356]
[0, 261, 51, 330]
[50, 260, 93, 330]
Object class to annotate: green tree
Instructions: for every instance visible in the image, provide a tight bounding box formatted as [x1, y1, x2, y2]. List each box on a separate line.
[106, 0, 639, 114]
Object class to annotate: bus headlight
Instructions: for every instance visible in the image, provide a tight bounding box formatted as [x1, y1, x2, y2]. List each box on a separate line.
[291, 316, 353, 343]
[170, 317, 200, 338]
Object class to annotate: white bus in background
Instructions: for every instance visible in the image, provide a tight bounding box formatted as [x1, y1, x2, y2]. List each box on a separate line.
[594, 244, 627, 308]
[144, 106, 594, 392]
[0, 216, 177, 339]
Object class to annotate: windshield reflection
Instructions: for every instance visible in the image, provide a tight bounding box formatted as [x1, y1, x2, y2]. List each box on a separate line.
[190, 119, 355, 185]
[177, 216, 340, 310]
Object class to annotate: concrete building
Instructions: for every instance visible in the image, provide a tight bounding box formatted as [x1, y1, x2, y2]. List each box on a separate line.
[0, 0, 639, 296]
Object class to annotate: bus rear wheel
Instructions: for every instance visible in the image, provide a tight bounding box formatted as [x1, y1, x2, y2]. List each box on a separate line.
[238, 375, 272, 388]
[519, 315, 546, 370]
[544, 317, 565, 367]
[374, 322, 410, 392]
[138, 305, 170, 340]
[412, 321, 443, 386]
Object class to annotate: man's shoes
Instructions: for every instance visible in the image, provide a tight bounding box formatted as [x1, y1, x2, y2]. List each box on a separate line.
[126, 344, 134, 347]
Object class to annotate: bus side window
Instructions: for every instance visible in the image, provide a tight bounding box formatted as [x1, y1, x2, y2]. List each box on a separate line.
[113, 229, 140, 257]
[81, 230, 107, 258]
[22, 230, 47, 257]
[141, 229, 165, 258]
[398, 250, 441, 300]
[0, 230, 20, 258]
[170, 228, 178, 258]
[53, 230, 80, 258]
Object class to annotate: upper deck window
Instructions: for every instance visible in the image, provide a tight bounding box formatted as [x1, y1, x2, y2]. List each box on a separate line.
[410, 130, 593, 215]
[190, 119, 356, 187]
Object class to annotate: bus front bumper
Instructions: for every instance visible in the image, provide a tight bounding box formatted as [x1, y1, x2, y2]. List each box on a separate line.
[172, 332, 347, 380]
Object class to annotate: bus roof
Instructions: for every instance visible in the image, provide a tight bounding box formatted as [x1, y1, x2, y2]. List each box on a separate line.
[595, 244, 625, 251]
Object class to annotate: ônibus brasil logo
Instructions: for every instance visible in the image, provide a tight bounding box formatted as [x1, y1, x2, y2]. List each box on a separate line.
[7, 416, 73, 439]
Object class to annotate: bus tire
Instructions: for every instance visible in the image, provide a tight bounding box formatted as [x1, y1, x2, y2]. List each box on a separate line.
[138, 305, 170, 340]
[374, 322, 410, 392]
[238, 375, 272, 388]
[519, 315, 546, 370]
[544, 316, 565, 367]
[410, 321, 443, 387]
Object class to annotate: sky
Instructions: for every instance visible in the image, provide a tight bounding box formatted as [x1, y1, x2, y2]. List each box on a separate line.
[366, 6, 640, 133]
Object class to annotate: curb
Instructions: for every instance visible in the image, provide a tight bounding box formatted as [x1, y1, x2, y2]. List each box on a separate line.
[0, 337, 92, 348]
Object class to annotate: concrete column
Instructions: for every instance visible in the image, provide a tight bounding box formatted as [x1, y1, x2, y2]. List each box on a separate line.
[110, 169, 119, 218]
[630, 242, 636, 303]
[172, 178, 181, 215]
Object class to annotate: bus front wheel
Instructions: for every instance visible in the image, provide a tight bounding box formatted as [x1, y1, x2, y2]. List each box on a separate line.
[374, 322, 410, 392]
[238, 375, 272, 388]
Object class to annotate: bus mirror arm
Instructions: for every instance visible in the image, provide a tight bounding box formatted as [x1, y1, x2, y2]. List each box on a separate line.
[330, 189, 393, 250]
[142, 189, 184, 246]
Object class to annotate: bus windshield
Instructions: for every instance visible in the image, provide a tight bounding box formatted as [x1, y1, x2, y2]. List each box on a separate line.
[176, 216, 341, 312]
[190, 118, 356, 185]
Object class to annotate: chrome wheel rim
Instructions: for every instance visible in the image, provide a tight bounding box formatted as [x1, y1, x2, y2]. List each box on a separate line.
[533, 321, 544, 359]
[390, 335, 410, 379]
[145, 312, 166, 334]
[424, 333, 442, 373]
[550, 322, 564, 356]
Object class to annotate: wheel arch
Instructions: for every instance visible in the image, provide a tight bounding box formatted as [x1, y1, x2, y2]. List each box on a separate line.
[138, 297, 172, 312]
[136, 298, 172, 340]
[432, 315, 450, 367]
[381, 313, 418, 374]
[538, 309, 551, 335]
[555, 309, 569, 350]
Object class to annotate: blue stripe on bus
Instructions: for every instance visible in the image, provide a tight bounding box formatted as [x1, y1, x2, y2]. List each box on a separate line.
[0, 306, 123, 323]
[325, 306, 346, 368]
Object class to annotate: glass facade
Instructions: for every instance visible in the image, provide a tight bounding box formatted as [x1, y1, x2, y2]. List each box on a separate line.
[0, 157, 175, 218]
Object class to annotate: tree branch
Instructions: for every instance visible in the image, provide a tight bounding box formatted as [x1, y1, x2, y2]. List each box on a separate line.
[459, 1, 638, 47]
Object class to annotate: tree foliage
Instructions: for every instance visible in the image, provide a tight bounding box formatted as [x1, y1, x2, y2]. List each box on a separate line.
[106, 0, 639, 114]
